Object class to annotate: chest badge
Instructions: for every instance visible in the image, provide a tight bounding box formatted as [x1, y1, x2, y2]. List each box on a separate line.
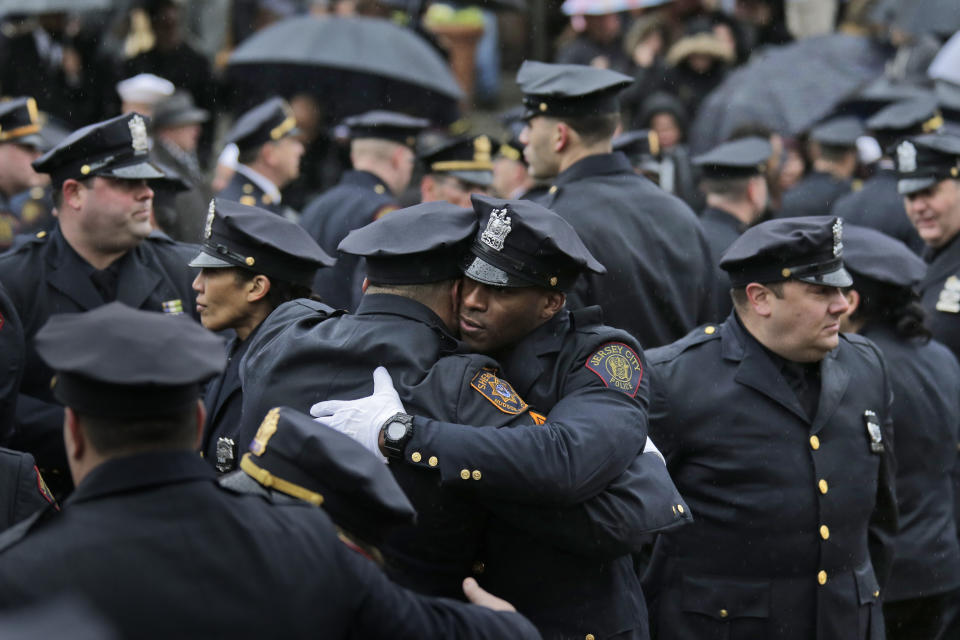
[936, 275, 960, 313]
[585, 342, 644, 397]
[215, 437, 237, 473]
[864, 410, 884, 453]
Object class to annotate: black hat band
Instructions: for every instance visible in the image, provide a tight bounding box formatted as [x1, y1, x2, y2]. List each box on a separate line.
[200, 236, 319, 288]
[728, 255, 846, 287]
[522, 93, 621, 120]
[365, 247, 466, 285]
[467, 241, 574, 290]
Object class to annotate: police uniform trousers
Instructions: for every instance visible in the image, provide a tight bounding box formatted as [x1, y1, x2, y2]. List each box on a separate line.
[0, 451, 542, 640]
[644, 316, 897, 640]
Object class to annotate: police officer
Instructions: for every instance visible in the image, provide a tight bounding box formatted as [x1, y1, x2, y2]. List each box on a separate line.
[300, 110, 428, 311]
[218, 97, 304, 220]
[188, 198, 334, 473]
[839, 225, 960, 640]
[0, 303, 540, 640]
[419, 134, 494, 207]
[0, 97, 45, 250]
[0, 112, 197, 497]
[896, 133, 960, 362]
[612, 128, 663, 184]
[314, 195, 692, 640]
[832, 95, 941, 254]
[517, 60, 715, 347]
[778, 116, 862, 219]
[644, 216, 896, 640]
[0, 281, 23, 440]
[693, 136, 773, 318]
[492, 106, 543, 200]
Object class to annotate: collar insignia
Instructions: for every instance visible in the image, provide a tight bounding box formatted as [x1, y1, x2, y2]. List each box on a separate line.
[481, 207, 512, 251]
[128, 115, 149, 155]
[897, 141, 916, 173]
[832, 218, 843, 257]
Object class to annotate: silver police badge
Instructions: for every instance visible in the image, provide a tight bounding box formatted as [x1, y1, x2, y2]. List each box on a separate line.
[215, 437, 237, 472]
[481, 207, 512, 251]
[864, 410, 883, 453]
[897, 141, 917, 173]
[832, 218, 843, 257]
[204, 200, 216, 239]
[128, 114, 149, 155]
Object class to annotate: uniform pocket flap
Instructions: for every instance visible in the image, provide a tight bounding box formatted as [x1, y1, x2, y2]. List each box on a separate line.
[680, 575, 771, 620]
[854, 563, 880, 605]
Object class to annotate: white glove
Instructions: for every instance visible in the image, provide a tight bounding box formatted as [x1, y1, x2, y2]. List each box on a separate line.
[310, 366, 405, 463]
[643, 435, 665, 465]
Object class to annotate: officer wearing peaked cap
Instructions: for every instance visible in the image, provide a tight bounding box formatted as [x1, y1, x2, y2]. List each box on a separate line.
[0, 98, 49, 251]
[419, 134, 494, 208]
[218, 97, 304, 220]
[301, 110, 428, 311]
[612, 128, 663, 182]
[315, 194, 691, 639]
[0, 112, 198, 498]
[189, 198, 334, 474]
[838, 226, 960, 640]
[644, 216, 896, 640]
[517, 59, 716, 347]
[897, 133, 960, 364]
[778, 117, 863, 220]
[0, 303, 541, 640]
[832, 97, 940, 254]
[693, 136, 773, 318]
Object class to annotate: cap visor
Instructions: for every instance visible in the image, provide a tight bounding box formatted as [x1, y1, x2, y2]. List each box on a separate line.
[13, 133, 44, 149]
[897, 176, 936, 195]
[796, 265, 853, 288]
[156, 109, 210, 129]
[448, 170, 494, 188]
[463, 256, 533, 288]
[102, 160, 167, 180]
[188, 250, 234, 269]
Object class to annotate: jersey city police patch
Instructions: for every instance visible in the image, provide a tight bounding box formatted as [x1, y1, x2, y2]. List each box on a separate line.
[471, 369, 529, 415]
[585, 342, 643, 397]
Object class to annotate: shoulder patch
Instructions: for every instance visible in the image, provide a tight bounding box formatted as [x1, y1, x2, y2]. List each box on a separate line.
[33, 465, 57, 508]
[585, 342, 643, 396]
[372, 204, 398, 221]
[470, 369, 529, 415]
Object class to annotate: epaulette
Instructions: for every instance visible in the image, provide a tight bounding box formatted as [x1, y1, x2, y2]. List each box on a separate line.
[0, 502, 58, 554]
[569, 305, 604, 331]
[146, 229, 177, 244]
[10, 229, 49, 250]
[647, 323, 722, 365]
[840, 331, 885, 365]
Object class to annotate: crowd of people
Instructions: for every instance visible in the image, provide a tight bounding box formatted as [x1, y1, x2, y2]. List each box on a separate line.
[0, 0, 959, 639]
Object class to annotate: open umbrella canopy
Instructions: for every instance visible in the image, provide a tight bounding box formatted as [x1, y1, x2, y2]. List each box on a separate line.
[871, 0, 960, 38]
[227, 16, 463, 125]
[0, 0, 111, 14]
[689, 34, 890, 153]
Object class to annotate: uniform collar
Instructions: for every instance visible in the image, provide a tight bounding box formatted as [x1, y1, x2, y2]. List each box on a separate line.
[235, 163, 282, 204]
[356, 293, 456, 338]
[551, 152, 633, 188]
[67, 451, 215, 506]
[342, 170, 391, 194]
[702, 206, 749, 234]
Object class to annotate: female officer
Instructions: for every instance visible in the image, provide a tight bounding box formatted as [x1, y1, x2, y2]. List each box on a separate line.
[189, 198, 334, 473]
[840, 225, 960, 640]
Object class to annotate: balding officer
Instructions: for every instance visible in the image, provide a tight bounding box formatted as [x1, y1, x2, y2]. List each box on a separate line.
[0, 303, 542, 640]
[693, 136, 772, 318]
[419, 134, 494, 207]
[0, 112, 197, 497]
[300, 110, 428, 310]
[517, 60, 715, 347]
[896, 133, 960, 363]
[644, 216, 896, 640]
[218, 97, 303, 220]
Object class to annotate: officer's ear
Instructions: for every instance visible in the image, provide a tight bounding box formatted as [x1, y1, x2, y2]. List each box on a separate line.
[843, 288, 860, 315]
[62, 178, 86, 210]
[245, 274, 272, 303]
[744, 282, 774, 318]
[555, 122, 571, 152]
[539, 290, 565, 320]
[420, 174, 436, 201]
[64, 407, 85, 463]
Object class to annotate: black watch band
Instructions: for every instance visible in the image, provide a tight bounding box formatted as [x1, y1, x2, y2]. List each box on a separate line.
[381, 412, 415, 460]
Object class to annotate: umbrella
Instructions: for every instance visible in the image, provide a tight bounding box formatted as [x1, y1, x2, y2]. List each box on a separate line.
[688, 34, 890, 154]
[871, 0, 960, 38]
[561, 0, 671, 15]
[227, 16, 463, 125]
[0, 0, 111, 14]
[929, 31, 960, 85]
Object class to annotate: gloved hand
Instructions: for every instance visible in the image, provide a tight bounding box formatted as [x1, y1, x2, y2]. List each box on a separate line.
[643, 435, 665, 465]
[310, 366, 405, 463]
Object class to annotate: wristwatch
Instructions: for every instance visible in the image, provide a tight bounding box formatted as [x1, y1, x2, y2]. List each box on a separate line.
[381, 412, 415, 460]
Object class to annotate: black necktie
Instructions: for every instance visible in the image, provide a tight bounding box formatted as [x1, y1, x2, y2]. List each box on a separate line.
[90, 267, 119, 303]
[782, 361, 820, 420]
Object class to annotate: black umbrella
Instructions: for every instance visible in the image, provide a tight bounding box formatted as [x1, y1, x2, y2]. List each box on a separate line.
[688, 34, 890, 154]
[226, 15, 463, 125]
[870, 0, 960, 38]
[0, 0, 111, 14]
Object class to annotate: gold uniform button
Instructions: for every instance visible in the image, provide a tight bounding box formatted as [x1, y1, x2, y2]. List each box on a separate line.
[460, 469, 470, 480]
[472, 561, 485, 574]
[810, 435, 820, 450]
[704, 325, 716, 334]
[781, 268, 792, 278]
[411, 451, 422, 463]
[585, 635, 595, 640]
[820, 525, 830, 540]
[677, 504, 685, 514]
[672, 505, 677, 516]
[36, 230, 47, 239]
[719, 609, 729, 618]
[374, 184, 385, 194]
[818, 570, 827, 585]
[472, 470, 482, 481]
[548, 185, 558, 194]
[428, 455, 438, 467]
[80, 164, 91, 175]
[242, 183, 254, 194]
[30, 186, 44, 199]
[873, 590, 880, 598]
[818, 479, 828, 494]
[261, 194, 272, 205]
[245, 256, 255, 266]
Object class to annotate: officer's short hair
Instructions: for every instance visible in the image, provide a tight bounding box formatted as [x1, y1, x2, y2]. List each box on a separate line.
[817, 143, 855, 163]
[731, 281, 785, 308]
[237, 144, 263, 166]
[231, 268, 318, 309]
[560, 113, 620, 146]
[365, 279, 457, 305]
[700, 175, 754, 199]
[77, 406, 197, 454]
[52, 176, 92, 208]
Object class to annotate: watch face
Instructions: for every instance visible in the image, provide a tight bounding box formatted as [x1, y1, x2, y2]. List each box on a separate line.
[386, 420, 408, 441]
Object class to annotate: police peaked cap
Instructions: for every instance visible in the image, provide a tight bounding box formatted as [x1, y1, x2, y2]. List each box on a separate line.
[420, 134, 494, 187]
[841, 225, 926, 289]
[693, 136, 771, 179]
[895, 133, 960, 195]
[0, 97, 43, 147]
[517, 60, 632, 120]
[342, 110, 429, 148]
[225, 97, 299, 153]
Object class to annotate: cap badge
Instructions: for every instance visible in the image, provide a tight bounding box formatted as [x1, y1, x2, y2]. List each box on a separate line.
[481, 207, 512, 252]
[128, 115, 149, 155]
[832, 218, 843, 257]
[897, 141, 916, 173]
[203, 200, 215, 239]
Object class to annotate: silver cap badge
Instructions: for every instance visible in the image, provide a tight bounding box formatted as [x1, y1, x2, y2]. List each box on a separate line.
[128, 114, 149, 155]
[832, 218, 843, 257]
[897, 141, 917, 173]
[204, 199, 216, 239]
[480, 207, 512, 252]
